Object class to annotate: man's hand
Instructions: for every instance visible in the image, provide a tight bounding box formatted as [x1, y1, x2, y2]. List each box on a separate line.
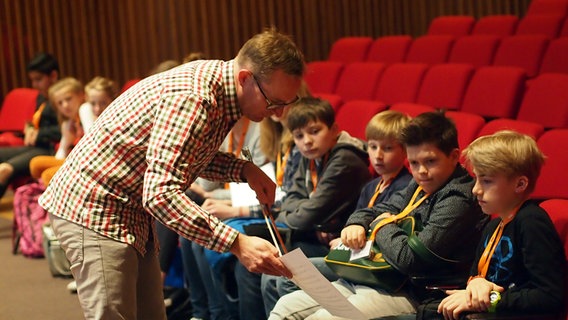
[24, 127, 38, 146]
[230, 233, 292, 277]
[241, 162, 276, 207]
[341, 225, 367, 249]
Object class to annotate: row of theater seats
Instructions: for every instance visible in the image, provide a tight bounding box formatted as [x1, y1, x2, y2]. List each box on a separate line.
[321, 34, 567, 78]
[309, 63, 568, 127]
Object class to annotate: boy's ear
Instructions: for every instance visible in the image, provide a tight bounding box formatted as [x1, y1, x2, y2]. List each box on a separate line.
[449, 148, 460, 162]
[331, 122, 340, 136]
[515, 176, 529, 193]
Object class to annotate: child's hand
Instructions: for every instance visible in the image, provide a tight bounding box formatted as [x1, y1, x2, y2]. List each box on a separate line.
[329, 237, 341, 249]
[340, 225, 366, 249]
[438, 290, 476, 320]
[202, 199, 237, 220]
[465, 277, 505, 311]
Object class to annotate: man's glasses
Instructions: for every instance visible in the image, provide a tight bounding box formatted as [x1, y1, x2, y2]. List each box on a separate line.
[252, 74, 300, 110]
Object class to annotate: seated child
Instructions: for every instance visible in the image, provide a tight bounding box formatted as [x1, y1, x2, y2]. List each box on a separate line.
[236, 97, 373, 320]
[269, 111, 488, 320]
[434, 131, 566, 319]
[261, 109, 413, 315]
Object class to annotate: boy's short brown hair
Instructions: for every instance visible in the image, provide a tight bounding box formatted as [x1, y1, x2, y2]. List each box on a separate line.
[366, 110, 410, 142]
[463, 130, 545, 194]
[399, 111, 458, 155]
[286, 97, 334, 132]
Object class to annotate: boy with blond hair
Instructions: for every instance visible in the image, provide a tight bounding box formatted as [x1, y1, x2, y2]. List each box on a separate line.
[435, 131, 565, 319]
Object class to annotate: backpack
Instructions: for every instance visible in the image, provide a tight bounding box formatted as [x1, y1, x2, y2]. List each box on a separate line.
[13, 182, 49, 257]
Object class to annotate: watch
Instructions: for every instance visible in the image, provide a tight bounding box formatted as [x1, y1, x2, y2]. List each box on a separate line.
[488, 290, 501, 313]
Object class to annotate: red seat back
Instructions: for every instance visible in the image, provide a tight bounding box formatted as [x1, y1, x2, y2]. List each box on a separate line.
[335, 101, 387, 140]
[477, 118, 545, 141]
[305, 61, 344, 94]
[472, 15, 519, 36]
[328, 37, 373, 63]
[366, 36, 412, 64]
[375, 63, 429, 105]
[516, 73, 568, 129]
[533, 129, 568, 199]
[427, 16, 475, 36]
[334, 62, 386, 102]
[416, 63, 475, 110]
[446, 111, 486, 151]
[0, 88, 39, 132]
[448, 35, 501, 68]
[526, 0, 568, 16]
[540, 37, 568, 75]
[515, 15, 563, 38]
[493, 35, 550, 78]
[405, 35, 455, 65]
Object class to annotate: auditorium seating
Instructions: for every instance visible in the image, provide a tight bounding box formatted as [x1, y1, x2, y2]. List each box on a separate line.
[516, 73, 568, 129]
[448, 35, 501, 68]
[405, 35, 455, 64]
[446, 111, 486, 150]
[533, 129, 568, 200]
[335, 101, 387, 140]
[515, 14, 564, 38]
[539, 37, 568, 75]
[0, 88, 39, 147]
[389, 103, 436, 117]
[427, 16, 475, 36]
[374, 63, 429, 105]
[460, 66, 526, 119]
[305, 61, 344, 94]
[366, 35, 412, 64]
[525, 0, 568, 16]
[492, 35, 550, 78]
[334, 62, 386, 102]
[327, 37, 373, 63]
[414, 63, 474, 110]
[471, 15, 519, 36]
[477, 118, 545, 140]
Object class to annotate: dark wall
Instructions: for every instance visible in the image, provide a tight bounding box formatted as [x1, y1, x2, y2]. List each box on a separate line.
[0, 0, 531, 99]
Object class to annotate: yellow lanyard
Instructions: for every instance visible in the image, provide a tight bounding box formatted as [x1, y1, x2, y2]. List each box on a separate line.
[276, 147, 290, 187]
[370, 186, 428, 241]
[227, 118, 250, 159]
[366, 168, 402, 208]
[476, 205, 521, 278]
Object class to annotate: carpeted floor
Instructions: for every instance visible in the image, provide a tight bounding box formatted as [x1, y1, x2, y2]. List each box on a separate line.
[0, 190, 83, 319]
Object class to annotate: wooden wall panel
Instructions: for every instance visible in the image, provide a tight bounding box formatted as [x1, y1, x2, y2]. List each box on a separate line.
[1, 0, 531, 101]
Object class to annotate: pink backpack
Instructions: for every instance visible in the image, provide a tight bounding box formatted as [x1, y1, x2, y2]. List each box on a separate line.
[13, 182, 49, 257]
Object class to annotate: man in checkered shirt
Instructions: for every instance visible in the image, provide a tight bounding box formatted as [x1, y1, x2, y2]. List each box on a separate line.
[39, 30, 305, 319]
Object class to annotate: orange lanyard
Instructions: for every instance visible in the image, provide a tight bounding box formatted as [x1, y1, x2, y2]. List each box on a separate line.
[476, 204, 521, 278]
[370, 186, 428, 241]
[276, 147, 290, 187]
[227, 118, 250, 159]
[366, 168, 402, 208]
[309, 153, 329, 192]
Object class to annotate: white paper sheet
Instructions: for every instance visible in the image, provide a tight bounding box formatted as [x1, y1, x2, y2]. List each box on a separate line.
[279, 248, 367, 320]
[230, 162, 285, 207]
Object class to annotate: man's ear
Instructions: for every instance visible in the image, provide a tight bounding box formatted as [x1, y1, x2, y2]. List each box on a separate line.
[515, 176, 529, 193]
[237, 69, 251, 87]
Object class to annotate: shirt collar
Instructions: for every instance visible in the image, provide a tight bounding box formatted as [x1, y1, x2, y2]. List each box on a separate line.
[221, 60, 242, 122]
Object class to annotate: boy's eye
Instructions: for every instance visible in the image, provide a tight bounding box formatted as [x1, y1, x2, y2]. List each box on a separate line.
[309, 128, 320, 135]
[368, 145, 378, 150]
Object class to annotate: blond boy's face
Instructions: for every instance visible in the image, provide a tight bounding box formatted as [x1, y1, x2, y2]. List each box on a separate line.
[292, 120, 338, 160]
[472, 170, 526, 217]
[367, 138, 406, 178]
[53, 89, 84, 119]
[406, 143, 459, 195]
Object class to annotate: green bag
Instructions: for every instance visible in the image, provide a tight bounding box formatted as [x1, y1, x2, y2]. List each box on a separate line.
[324, 216, 418, 292]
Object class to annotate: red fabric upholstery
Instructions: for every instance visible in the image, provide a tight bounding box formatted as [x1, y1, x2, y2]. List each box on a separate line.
[526, 0, 568, 16]
[366, 36, 412, 64]
[405, 35, 455, 65]
[327, 37, 373, 63]
[375, 63, 429, 105]
[313, 93, 344, 113]
[540, 199, 568, 255]
[304, 61, 344, 94]
[416, 63, 475, 110]
[515, 15, 564, 38]
[448, 35, 501, 68]
[120, 78, 140, 93]
[0, 88, 39, 133]
[533, 129, 568, 199]
[516, 73, 568, 129]
[561, 18, 568, 37]
[334, 62, 386, 102]
[335, 101, 387, 140]
[493, 35, 550, 78]
[540, 37, 568, 75]
[477, 118, 545, 140]
[427, 15, 475, 36]
[461, 66, 526, 119]
[446, 111, 485, 151]
[389, 103, 435, 118]
[471, 15, 519, 36]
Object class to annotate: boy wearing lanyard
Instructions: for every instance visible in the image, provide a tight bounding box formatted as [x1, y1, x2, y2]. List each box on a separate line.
[436, 131, 565, 319]
[269, 111, 488, 319]
[235, 97, 373, 319]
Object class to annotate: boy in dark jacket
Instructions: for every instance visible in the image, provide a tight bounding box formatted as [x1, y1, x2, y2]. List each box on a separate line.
[235, 97, 372, 319]
[437, 131, 565, 319]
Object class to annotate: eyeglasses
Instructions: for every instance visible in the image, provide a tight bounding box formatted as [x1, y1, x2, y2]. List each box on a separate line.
[252, 74, 301, 110]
